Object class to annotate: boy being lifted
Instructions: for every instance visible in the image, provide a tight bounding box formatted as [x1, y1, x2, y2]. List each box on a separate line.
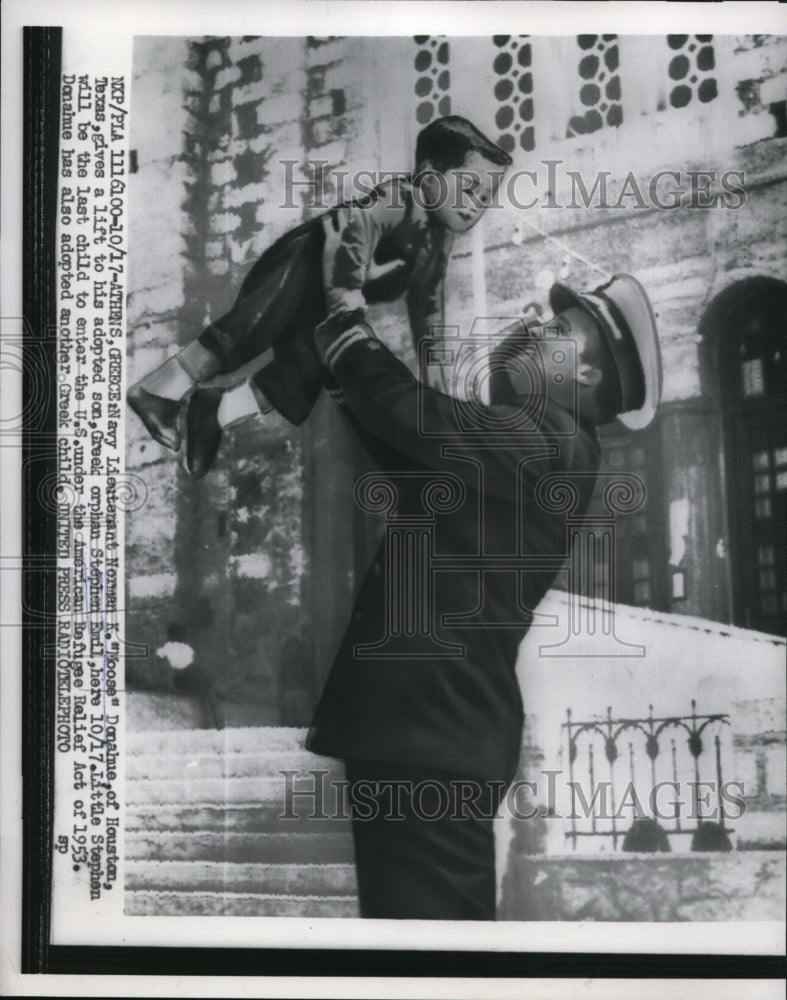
[128, 116, 512, 476]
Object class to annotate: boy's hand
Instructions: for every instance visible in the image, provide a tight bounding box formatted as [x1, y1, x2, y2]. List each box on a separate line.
[366, 258, 409, 285]
[322, 208, 344, 263]
[321, 210, 366, 315]
[322, 210, 408, 307]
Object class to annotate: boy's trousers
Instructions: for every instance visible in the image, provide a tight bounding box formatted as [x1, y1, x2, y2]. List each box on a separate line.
[198, 217, 328, 426]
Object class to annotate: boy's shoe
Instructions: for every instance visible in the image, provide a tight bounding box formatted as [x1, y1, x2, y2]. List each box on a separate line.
[127, 384, 182, 451]
[186, 388, 224, 478]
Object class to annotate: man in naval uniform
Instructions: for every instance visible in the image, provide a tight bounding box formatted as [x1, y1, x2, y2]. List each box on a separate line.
[306, 227, 663, 920]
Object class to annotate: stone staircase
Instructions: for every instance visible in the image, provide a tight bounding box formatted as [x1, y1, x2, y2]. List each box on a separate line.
[124, 726, 359, 917]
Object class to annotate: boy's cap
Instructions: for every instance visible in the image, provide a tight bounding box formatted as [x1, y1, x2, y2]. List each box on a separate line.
[415, 115, 513, 169]
[549, 274, 662, 429]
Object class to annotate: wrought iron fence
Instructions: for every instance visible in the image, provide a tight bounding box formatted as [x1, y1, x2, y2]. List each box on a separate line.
[563, 701, 733, 852]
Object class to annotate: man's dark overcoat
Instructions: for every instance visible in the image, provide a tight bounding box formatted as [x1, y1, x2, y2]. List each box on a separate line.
[306, 318, 601, 784]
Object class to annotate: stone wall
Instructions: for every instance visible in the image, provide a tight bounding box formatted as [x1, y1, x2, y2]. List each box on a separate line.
[126, 38, 194, 668]
[125, 37, 364, 722]
[125, 36, 434, 724]
[497, 597, 786, 921]
[499, 852, 786, 921]
[506, 593, 786, 858]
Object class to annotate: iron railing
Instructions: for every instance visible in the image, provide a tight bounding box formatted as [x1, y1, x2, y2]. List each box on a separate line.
[563, 701, 732, 851]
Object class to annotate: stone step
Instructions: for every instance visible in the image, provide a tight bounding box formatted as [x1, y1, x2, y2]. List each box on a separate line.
[126, 726, 308, 757]
[125, 749, 341, 782]
[125, 860, 357, 896]
[126, 830, 356, 864]
[126, 802, 353, 833]
[125, 890, 359, 918]
[126, 773, 348, 808]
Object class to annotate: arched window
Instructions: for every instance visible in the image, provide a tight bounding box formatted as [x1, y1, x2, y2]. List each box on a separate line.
[700, 277, 787, 636]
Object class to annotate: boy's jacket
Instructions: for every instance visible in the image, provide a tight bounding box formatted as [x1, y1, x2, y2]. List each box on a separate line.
[199, 178, 450, 425]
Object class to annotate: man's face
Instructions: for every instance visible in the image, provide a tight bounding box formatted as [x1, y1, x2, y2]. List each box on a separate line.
[422, 151, 504, 233]
[506, 308, 608, 409]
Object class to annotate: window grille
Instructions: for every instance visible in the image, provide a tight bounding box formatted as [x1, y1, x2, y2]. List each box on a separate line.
[746, 423, 787, 625]
[565, 35, 623, 138]
[491, 35, 534, 154]
[708, 278, 787, 634]
[666, 34, 718, 110]
[582, 428, 665, 610]
[413, 36, 450, 125]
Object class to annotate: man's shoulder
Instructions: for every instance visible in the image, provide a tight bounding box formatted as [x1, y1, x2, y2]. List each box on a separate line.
[487, 399, 600, 473]
[480, 397, 586, 443]
[541, 400, 599, 445]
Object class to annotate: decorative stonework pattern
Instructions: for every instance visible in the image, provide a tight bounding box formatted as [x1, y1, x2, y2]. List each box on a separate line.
[491, 35, 535, 154]
[566, 34, 623, 138]
[667, 34, 718, 110]
[413, 36, 450, 125]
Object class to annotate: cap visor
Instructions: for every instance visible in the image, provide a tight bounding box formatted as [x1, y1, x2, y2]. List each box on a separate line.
[610, 275, 662, 430]
[549, 282, 585, 317]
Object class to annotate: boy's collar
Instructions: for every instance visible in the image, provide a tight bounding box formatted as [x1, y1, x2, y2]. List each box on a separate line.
[404, 178, 428, 229]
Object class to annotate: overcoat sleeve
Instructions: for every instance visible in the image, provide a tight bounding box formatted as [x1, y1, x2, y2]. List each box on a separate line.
[316, 311, 557, 499]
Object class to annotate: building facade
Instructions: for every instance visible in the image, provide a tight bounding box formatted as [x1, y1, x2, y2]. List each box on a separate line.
[125, 33, 787, 725]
